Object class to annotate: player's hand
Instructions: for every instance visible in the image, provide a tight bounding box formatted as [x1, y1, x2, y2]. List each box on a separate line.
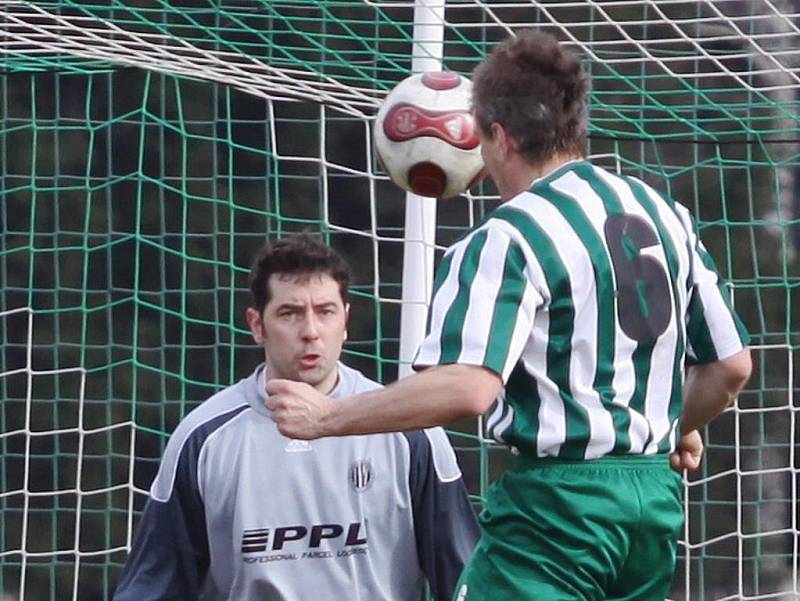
[265, 378, 332, 440]
[670, 429, 703, 472]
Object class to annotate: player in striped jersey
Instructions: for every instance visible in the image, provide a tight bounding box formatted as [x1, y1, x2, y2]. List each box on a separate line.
[267, 32, 752, 600]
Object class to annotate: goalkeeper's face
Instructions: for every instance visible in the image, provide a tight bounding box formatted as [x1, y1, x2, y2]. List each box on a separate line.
[247, 272, 349, 395]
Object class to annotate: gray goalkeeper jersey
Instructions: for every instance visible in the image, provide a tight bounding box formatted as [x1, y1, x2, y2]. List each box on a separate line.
[113, 363, 478, 601]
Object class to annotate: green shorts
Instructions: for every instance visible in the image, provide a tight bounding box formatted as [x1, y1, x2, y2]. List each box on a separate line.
[454, 454, 683, 601]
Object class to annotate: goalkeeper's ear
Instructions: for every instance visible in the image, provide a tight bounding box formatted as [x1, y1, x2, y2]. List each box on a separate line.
[246, 306, 266, 344]
[343, 303, 350, 341]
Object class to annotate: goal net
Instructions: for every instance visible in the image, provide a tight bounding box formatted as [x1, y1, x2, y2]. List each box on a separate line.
[1, 2, 799, 600]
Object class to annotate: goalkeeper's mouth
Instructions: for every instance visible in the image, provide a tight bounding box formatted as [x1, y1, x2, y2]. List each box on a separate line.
[299, 354, 321, 369]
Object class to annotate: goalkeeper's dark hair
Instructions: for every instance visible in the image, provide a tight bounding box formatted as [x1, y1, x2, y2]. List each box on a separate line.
[249, 233, 351, 313]
[472, 29, 590, 164]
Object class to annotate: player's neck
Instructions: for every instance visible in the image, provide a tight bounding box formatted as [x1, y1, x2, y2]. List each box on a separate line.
[497, 152, 582, 201]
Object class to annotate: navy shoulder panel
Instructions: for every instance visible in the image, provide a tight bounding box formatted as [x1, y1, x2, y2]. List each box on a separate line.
[151, 397, 250, 502]
[402, 429, 479, 601]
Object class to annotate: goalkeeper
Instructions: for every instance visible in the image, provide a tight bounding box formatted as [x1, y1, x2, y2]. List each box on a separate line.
[114, 233, 478, 601]
[267, 31, 752, 601]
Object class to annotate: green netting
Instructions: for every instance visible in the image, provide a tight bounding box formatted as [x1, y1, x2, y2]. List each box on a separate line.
[2, 2, 800, 600]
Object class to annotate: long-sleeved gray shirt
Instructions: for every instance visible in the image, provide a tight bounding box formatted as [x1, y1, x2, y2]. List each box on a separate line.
[114, 362, 479, 601]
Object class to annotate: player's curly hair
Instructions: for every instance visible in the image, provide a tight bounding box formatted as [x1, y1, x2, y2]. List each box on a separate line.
[249, 233, 351, 313]
[472, 30, 589, 165]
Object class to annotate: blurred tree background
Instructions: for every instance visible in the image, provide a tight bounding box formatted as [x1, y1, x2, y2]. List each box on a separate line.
[1, 1, 799, 599]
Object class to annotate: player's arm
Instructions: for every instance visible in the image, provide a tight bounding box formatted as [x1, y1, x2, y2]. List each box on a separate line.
[268, 363, 501, 437]
[342, 362, 501, 430]
[672, 205, 752, 470]
[404, 428, 479, 601]
[113, 435, 210, 600]
[672, 349, 752, 471]
[681, 348, 751, 434]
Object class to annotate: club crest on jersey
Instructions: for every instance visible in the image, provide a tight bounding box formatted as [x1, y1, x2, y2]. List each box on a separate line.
[349, 460, 373, 492]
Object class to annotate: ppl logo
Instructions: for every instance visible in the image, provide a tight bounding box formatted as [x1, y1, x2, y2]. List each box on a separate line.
[241, 522, 367, 554]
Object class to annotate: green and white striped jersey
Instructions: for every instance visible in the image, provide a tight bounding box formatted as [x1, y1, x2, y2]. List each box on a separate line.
[414, 160, 749, 460]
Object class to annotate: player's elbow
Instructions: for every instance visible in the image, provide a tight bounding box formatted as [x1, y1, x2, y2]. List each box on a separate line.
[700, 347, 752, 407]
[724, 347, 752, 395]
[457, 397, 491, 419]
[452, 365, 503, 417]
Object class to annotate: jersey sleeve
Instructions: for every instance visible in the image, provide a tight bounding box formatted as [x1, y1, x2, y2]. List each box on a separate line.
[403, 428, 479, 601]
[113, 432, 210, 600]
[677, 205, 750, 363]
[413, 225, 540, 383]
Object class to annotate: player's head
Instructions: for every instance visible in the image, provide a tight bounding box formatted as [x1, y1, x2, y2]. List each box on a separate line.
[471, 30, 589, 167]
[246, 233, 351, 394]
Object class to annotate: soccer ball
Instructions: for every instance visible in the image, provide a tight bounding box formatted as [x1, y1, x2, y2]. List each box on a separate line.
[374, 72, 485, 198]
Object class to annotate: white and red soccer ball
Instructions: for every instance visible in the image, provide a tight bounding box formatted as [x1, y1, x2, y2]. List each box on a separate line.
[374, 71, 485, 198]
